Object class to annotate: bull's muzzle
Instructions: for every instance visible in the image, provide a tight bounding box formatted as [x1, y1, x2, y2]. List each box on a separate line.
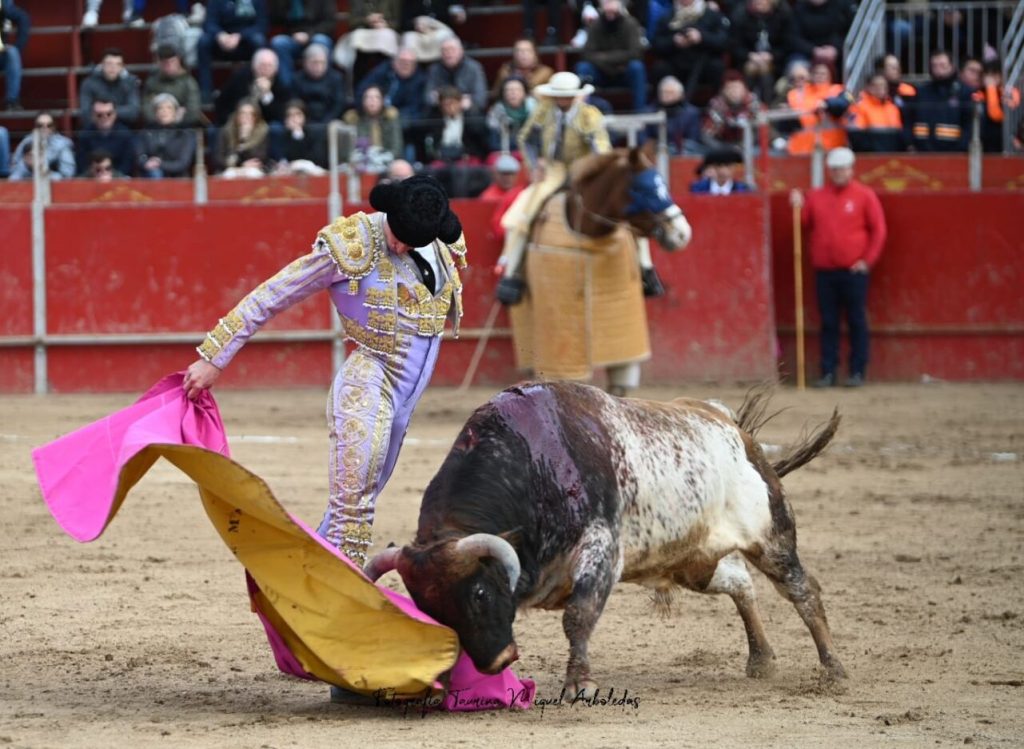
[485, 643, 519, 674]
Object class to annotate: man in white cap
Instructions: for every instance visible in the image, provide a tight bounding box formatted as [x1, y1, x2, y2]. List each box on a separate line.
[480, 153, 525, 244]
[791, 146, 887, 388]
[497, 70, 611, 285]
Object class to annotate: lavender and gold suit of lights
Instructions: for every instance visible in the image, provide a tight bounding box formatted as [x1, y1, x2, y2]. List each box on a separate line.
[197, 211, 467, 565]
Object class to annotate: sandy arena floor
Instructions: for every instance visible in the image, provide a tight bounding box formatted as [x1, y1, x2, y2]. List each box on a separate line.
[1, 382, 1022, 748]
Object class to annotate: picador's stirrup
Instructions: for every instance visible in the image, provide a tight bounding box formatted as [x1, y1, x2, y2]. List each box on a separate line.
[641, 266, 666, 297]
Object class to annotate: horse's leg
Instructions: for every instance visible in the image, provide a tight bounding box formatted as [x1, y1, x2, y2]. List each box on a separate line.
[607, 363, 641, 397]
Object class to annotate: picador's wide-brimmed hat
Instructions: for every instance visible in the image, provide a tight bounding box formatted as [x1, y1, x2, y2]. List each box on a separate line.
[369, 174, 463, 247]
[534, 71, 594, 98]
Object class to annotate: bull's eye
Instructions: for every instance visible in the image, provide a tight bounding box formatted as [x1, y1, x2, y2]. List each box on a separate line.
[474, 587, 488, 603]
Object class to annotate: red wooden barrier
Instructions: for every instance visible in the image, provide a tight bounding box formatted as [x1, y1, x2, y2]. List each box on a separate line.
[2, 186, 1022, 393]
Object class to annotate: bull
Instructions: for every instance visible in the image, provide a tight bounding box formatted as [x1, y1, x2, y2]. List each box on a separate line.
[366, 382, 845, 693]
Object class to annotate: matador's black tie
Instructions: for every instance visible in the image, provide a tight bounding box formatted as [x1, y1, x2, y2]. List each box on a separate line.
[409, 249, 436, 294]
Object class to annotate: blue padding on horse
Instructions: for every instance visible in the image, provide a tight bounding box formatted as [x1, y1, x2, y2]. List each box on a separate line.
[626, 169, 675, 216]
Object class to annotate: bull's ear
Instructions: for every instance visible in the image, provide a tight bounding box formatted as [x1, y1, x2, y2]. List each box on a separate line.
[499, 528, 523, 548]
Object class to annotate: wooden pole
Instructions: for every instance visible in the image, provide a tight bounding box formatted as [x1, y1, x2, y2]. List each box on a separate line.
[459, 301, 502, 392]
[793, 201, 806, 391]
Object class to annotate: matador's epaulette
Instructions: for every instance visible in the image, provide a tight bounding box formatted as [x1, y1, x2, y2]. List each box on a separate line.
[317, 212, 383, 294]
[446, 231, 468, 268]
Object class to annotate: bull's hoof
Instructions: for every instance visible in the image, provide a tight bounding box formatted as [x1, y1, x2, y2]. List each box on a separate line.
[746, 654, 777, 679]
[823, 658, 848, 680]
[565, 679, 599, 701]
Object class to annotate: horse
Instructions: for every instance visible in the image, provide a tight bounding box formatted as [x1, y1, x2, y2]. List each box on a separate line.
[501, 146, 692, 395]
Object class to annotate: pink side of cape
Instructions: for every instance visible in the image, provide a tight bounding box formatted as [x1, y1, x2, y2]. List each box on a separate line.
[31, 372, 534, 712]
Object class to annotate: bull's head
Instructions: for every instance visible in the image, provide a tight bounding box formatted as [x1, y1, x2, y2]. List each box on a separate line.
[365, 534, 522, 674]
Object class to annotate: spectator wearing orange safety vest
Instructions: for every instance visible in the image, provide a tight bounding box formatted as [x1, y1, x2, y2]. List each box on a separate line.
[785, 61, 851, 154]
[847, 72, 905, 152]
[875, 53, 915, 112]
[973, 60, 1021, 153]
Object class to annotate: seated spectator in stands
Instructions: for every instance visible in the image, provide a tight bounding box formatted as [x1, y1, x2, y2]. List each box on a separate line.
[400, 0, 466, 64]
[690, 147, 753, 193]
[491, 39, 554, 99]
[906, 49, 974, 152]
[576, 0, 648, 112]
[357, 47, 426, 122]
[729, 0, 794, 104]
[197, 0, 269, 103]
[875, 54, 915, 112]
[480, 153, 525, 243]
[343, 0, 401, 84]
[85, 149, 125, 181]
[0, 125, 9, 177]
[425, 37, 488, 114]
[645, 75, 702, 155]
[973, 61, 1021, 153]
[272, 99, 327, 174]
[487, 77, 537, 153]
[268, 0, 334, 89]
[959, 57, 982, 92]
[143, 42, 203, 127]
[570, 3, 599, 49]
[79, 48, 142, 125]
[342, 85, 404, 173]
[418, 86, 491, 165]
[292, 43, 345, 124]
[215, 48, 290, 126]
[0, 0, 29, 111]
[771, 59, 808, 107]
[216, 98, 268, 176]
[77, 98, 137, 176]
[382, 158, 415, 182]
[789, 0, 854, 71]
[137, 93, 197, 178]
[702, 71, 763, 148]
[8, 114, 77, 181]
[785, 60, 850, 154]
[847, 72, 904, 153]
[651, 0, 729, 100]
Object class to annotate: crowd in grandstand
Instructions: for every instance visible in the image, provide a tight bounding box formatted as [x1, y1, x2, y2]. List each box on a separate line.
[0, 0, 1021, 187]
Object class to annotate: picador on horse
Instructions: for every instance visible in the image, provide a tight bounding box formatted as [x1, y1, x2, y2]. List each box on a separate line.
[496, 72, 693, 397]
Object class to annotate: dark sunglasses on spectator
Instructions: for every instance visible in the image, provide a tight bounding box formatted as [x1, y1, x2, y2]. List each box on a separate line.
[36, 120, 54, 128]
[95, 110, 115, 119]
[94, 164, 113, 173]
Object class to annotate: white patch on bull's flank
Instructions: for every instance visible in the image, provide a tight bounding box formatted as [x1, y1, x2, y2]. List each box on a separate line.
[609, 405, 773, 581]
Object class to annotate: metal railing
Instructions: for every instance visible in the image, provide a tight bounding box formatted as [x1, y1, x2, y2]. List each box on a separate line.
[1003, 0, 1024, 153]
[844, 0, 887, 95]
[603, 111, 670, 181]
[887, 1, 1019, 83]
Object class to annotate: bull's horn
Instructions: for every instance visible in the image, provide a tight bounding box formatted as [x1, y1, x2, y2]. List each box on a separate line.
[363, 547, 401, 581]
[454, 533, 521, 592]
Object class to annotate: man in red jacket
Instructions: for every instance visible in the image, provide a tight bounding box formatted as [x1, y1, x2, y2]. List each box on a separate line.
[791, 146, 886, 387]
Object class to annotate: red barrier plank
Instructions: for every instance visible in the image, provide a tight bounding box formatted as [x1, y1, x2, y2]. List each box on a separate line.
[644, 194, 777, 382]
[44, 202, 331, 334]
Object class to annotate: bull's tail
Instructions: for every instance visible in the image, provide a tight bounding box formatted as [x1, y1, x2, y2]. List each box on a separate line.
[735, 383, 841, 478]
[772, 409, 840, 478]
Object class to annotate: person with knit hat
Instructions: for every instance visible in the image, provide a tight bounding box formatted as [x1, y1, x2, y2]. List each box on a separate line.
[183, 174, 468, 566]
[791, 146, 886, 388]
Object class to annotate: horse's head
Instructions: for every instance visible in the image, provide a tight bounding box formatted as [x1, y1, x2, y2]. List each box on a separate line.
[623, 147, 692, 251]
